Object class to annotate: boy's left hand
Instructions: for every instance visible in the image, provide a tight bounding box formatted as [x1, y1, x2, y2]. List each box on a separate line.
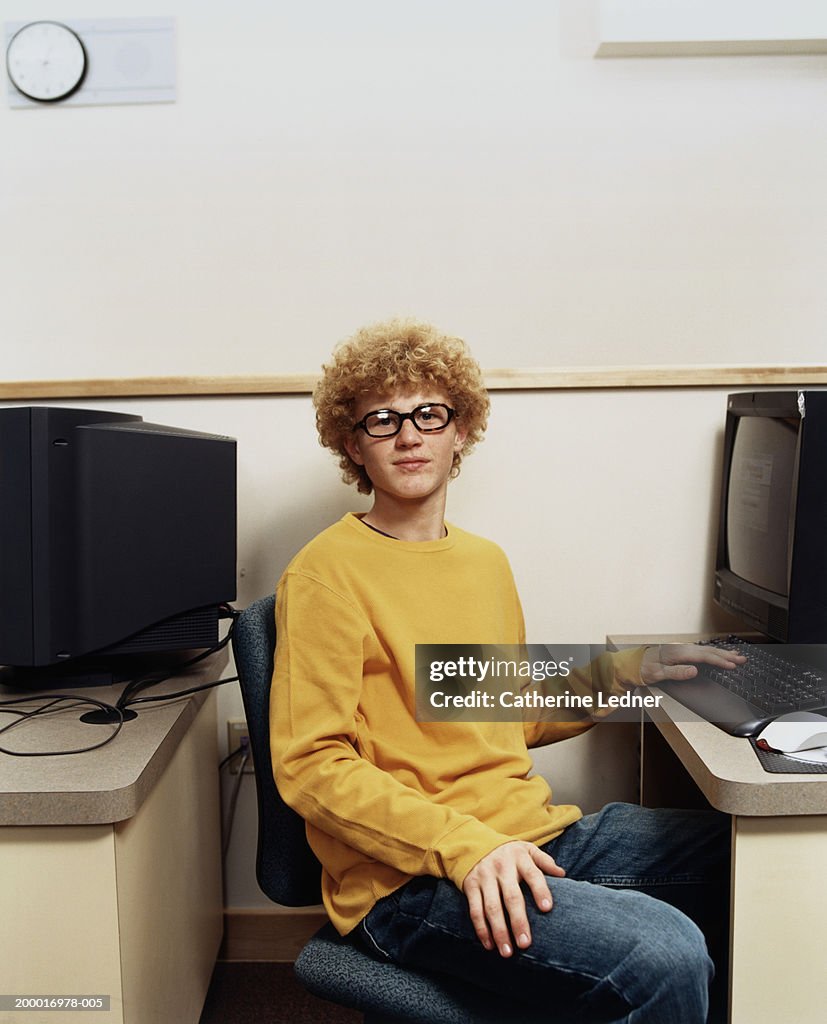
[640, 643, 746, 685]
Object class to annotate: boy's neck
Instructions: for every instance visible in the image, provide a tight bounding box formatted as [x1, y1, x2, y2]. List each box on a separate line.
[362, 494, 447, 542]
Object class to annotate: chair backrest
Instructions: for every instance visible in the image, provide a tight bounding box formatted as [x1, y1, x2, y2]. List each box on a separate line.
[232, 594, 323, 906]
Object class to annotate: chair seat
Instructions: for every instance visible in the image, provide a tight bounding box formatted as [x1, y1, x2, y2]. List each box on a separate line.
[295, 922, 548, 1024]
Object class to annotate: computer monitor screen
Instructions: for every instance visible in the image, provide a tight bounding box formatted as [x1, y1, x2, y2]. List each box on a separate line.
[726, 414, 798, 598]
[715, 391, 827, 643]
[0, 406, 237, 682]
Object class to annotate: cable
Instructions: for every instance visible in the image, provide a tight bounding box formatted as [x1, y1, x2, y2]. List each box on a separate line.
[0, 694, 124, 757]
[121, 674, 239, 709]
[222, 747, 249, 859]
[219, 743, 246, 770]
[0, 604, 241, 757]
[118, 605, 237, 705]
[117, 606, 238, 711]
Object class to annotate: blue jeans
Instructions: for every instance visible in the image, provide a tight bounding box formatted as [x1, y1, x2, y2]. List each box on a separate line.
[355, 803, 730, 1023]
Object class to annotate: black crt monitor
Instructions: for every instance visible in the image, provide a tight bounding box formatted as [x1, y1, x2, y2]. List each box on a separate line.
[0, 406, 237, 685]
[714, 390, 827, 644]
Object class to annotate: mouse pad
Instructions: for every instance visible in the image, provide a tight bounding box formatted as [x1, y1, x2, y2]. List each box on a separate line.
[749, 737, 827, 774]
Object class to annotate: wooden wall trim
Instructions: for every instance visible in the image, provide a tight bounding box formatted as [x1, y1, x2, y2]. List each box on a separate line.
[484, 365, 827, 391]
[1, 365, 826, 400]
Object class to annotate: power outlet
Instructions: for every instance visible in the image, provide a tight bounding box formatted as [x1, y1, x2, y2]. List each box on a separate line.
[226, 718, 254, 774]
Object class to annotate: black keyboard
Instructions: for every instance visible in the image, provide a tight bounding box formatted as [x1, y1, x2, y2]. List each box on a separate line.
[654, 637, 827, 737]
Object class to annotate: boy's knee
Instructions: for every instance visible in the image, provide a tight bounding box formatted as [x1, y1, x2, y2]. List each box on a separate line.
[601, 901, 712, 1022]
[644, 902, 713, 986]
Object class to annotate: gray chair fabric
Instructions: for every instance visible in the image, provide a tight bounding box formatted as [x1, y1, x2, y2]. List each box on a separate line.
[233, 594, 547, 1024]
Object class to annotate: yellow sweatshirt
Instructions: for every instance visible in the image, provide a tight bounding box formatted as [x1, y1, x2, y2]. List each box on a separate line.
[270, 513, 645, 935]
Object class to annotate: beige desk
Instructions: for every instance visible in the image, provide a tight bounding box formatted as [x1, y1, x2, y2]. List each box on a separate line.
[609, 635, 827, 1024]
[0, 653, 228, 1024]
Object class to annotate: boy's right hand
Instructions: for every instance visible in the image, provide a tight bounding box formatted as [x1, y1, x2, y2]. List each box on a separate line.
[462, 841, 565, 958]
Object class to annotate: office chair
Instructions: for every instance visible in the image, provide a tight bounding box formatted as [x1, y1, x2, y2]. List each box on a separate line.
[232, 594, 549, 1024]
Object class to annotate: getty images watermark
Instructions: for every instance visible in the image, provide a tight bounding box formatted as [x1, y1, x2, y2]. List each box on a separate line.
[415, 644, 664, 722]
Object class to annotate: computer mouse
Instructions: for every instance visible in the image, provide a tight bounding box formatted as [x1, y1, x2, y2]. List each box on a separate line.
[756, 711, 827, 753]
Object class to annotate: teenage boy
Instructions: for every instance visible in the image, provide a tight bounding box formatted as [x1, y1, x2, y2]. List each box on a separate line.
[271, 318, 741, 1022]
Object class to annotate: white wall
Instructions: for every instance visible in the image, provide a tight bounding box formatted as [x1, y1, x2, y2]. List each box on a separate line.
[2, 2, 822, 908]
[2, 0, 826, 377]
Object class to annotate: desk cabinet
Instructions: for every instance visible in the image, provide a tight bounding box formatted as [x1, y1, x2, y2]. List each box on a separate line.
[0, 668, 224, 1024]
[610, 634, 827, 1024]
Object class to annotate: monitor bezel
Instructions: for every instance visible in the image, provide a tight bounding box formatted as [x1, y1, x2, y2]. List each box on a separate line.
[714, 389, 827, 643]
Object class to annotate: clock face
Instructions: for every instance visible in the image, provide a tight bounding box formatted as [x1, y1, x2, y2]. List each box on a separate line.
[6, 21, 87, 103]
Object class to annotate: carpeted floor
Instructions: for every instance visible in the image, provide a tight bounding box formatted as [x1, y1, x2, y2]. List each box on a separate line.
[199, 962, 362, 1024]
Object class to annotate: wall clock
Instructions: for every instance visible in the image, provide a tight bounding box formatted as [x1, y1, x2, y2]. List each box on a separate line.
[6, 21, 87, 103]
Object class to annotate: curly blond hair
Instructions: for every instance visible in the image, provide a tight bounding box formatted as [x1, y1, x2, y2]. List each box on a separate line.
[314, 318, 490, 494]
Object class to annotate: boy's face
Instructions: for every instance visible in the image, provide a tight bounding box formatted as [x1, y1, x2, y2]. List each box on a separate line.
[344, 388, 468, 507]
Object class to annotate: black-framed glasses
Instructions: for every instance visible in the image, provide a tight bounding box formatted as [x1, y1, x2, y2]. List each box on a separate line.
[353, 403, 455, 438]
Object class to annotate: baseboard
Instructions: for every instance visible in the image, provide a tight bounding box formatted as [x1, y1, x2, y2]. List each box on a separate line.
[220, 908, 329, 962]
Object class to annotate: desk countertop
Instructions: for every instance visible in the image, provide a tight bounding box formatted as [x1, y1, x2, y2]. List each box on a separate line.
[0, 650, 230, 827]
[608, 634, 827, 817]
[644, 693, 827, 816]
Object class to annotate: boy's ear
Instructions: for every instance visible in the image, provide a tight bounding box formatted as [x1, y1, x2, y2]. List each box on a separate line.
[343, 433, 365, 466]
[453, 424, 469, 452]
